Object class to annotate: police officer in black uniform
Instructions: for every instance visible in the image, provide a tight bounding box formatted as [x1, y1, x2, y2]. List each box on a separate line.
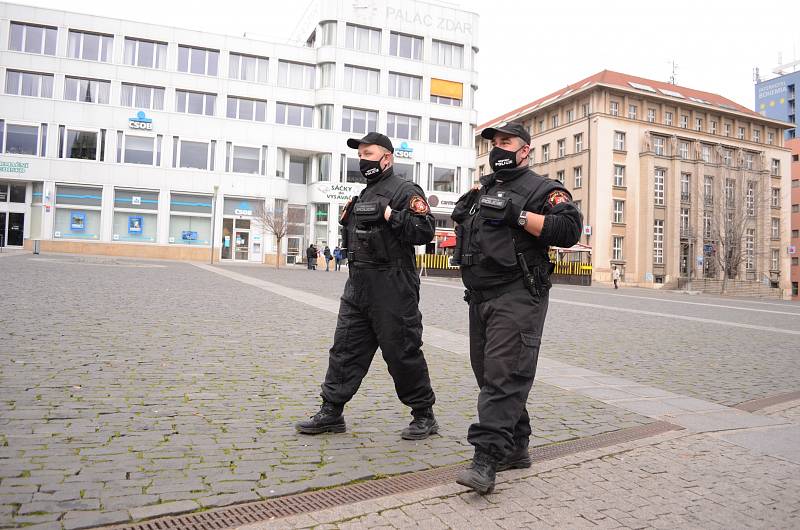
[296, 132, 439, 440]
[452, 122, 582, 493]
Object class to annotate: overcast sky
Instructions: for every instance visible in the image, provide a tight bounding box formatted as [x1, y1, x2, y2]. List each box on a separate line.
[19, 0, 800, 124]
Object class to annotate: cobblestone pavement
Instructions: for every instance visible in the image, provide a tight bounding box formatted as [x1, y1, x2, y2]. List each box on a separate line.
[245, 429, 800, 529]
[226, 265, 800, 407]
[0, 255, 649, 529]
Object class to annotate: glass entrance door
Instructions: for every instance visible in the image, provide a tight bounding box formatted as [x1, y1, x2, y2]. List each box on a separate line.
[0, 212, 6, 247]
[7, 212, 23, 246]
[234, 230, 249, 261]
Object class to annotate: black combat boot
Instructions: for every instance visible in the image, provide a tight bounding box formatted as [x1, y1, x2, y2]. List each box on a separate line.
[456, 449, 497, 494]
[295, 401, 346, 434]
[401, 407, 439, 440]
[497, 440, 532, 471]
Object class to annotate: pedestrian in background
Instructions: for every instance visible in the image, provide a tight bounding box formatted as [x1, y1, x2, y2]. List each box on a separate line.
[613, 267, 621, 289]
[306, 244, 317, 270]
[324, 245, 332, 271]
[333, 246, 342, 271]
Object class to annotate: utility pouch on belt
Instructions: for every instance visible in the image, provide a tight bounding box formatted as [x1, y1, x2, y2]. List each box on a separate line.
[354, 201, 382, 224]
[478, 195, 508, 222]
[516, 252, 539, 299]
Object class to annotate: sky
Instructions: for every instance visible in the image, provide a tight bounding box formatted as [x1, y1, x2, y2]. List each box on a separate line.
[17, 0, 800, 124]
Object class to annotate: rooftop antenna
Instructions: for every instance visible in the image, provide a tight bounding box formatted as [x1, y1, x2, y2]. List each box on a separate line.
[753, 67, 760, 84]
[669, 60, 678, 85]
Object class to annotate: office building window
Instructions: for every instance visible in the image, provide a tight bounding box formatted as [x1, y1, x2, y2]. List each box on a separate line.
[9, 21, 57, 55]
[388, 72, 422, 100]
[664, 111, 673, 126]
[542, 144, 550, 162]
[654, 168, 665, 206]
[178, 45, 219, 75]
[653, 135, 665, 156]
[574, 133, 583, 152]
[61, 128, 99, 160]
[68, 30, 113, 62]
[653, 219, 664, 264]
[387, 113, 420, 140]
[557, 139, 565, 158]
[771, 159, 781, 176]
[345, 23, 381, 53]
[695, 118, 703, 131]
[745, 152, 754, 170]
[746, 181, 756, 216]
[432, 39, 464, 67]
[277, 60, 315, 89]
[771, 217, 780, 240]
[429, 119, 461, 146]
[120, 83, 164, 110]
[679, 141, 689, 159]
[226, 96, 267, 122]
[317, 104, 333, 130]
[123, 37, 167, 69]
[628, 104, 637, 119]
[176, 139, 211, 170]
[390, 31, 422, 60]
[229, 53, 268, 83]
[343, 65, 379, 94]
[614, 165, 625, 187]
[342, 107, 378, 134]
[613, 200, 624, 223]
[610, 101, 619, 116]
[752, 129, 761, 143]
[573, 166, 582, 188]
[2, 122, 42, 156]
[725, 178, 736, 208]
[680, 115, 688, 129]
[275, 102, 313, 127]
[225, 144, 261, 175]
[745, 229, 755, 270]
[613, 236, 623, 261]
[556, 170, 565, 183]
[5, 70, 53, 98]
[647, 108, 656, 123]
[175, 90, 216, 116]
[614, 131, 625, 151]
[432, 166, 455, 192]
[64, 77, 110, 104]
[319, 21, 336, 46]
[772, 187, 781, 208]
[738, 127, 745, 140]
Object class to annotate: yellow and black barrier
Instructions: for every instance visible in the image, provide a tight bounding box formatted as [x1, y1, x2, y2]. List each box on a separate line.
[416, 254, 592, 285]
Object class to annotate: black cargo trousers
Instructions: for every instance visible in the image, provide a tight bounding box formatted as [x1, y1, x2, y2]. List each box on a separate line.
[320, 264, 436, 411]
[467, 286, 549, 460]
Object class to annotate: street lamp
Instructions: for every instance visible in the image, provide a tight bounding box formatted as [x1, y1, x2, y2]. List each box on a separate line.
[210, 185, 219, 265]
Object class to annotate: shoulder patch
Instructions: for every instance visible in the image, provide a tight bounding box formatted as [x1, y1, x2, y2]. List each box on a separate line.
[547, 190, 571, 207]
[409, 195, 430, 215]
[340, 198, 352, 222]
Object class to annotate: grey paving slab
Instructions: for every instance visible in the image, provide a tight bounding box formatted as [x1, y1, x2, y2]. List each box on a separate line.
[663, 409, 787, 433]
[715, 424, 800, 464]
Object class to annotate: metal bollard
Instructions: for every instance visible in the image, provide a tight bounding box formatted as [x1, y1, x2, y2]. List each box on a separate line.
[33, 239, 40, 255]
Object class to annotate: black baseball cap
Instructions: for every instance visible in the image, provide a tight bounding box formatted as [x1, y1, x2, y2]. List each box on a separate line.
[346, 132, 394, 152]
[480, 121, 531, 145]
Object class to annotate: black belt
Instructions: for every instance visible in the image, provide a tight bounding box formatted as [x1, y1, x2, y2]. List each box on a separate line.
[464, 278, 528, 305]
[347, 251, 414, 270]
[460, 250, 548, 268]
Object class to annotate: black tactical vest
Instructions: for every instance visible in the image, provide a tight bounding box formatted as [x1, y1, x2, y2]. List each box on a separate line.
[345, 172, 415, 267]
[453, 171, 550, 272]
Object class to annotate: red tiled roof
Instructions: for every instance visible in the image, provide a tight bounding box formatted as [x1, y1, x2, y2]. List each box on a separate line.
[476, 69, 762, 132]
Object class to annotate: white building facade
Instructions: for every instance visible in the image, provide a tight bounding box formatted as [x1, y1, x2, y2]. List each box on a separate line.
[0, 0, 479, 263]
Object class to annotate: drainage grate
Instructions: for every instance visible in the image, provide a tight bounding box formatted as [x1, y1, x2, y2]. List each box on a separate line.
[733, 390, 800, 412]
[103, 421, 679, 530]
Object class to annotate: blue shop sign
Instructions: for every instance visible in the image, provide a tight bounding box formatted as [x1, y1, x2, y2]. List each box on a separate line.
[129, 111, 153, 130]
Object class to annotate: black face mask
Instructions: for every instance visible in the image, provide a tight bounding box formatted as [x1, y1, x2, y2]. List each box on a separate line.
[489, 146, 524, 172]
[359, 157, 385, 180]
